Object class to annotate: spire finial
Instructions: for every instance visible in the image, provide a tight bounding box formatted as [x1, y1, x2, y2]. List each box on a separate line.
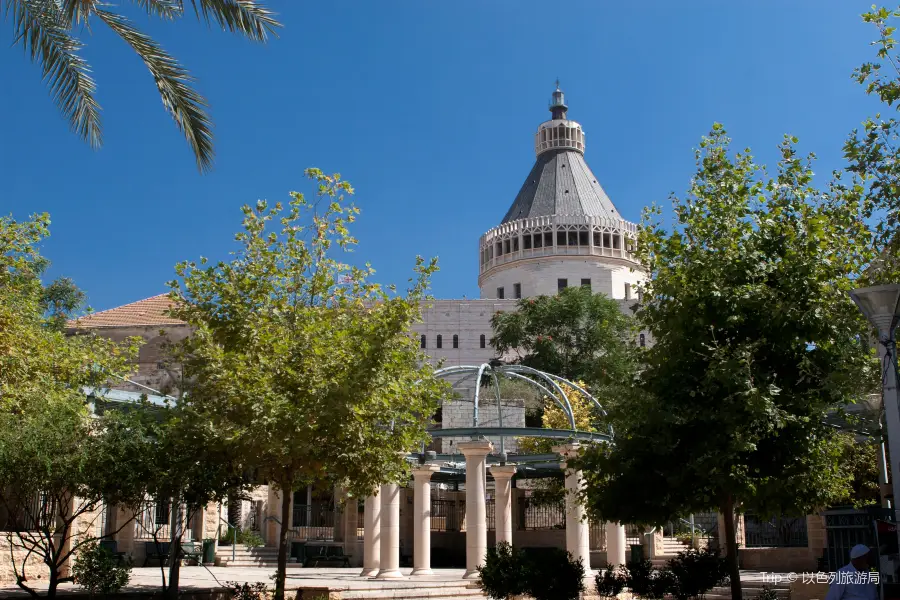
[555, 78, 560, 90]
[549, 82, 567, 119]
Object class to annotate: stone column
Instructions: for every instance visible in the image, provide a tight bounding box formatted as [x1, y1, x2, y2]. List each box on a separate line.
[266, 487, 283, 547]
[459, 439, 493, 580]
[606, 522, 626, 566]
[360, 490, 381, 577]
[376, 483, 402, 579]
[489, 465, 516, 546]
[554, 444, 592, 575]
[411, 464, 441, 576]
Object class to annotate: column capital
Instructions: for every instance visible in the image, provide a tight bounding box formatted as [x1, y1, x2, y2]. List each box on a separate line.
[552, 442, 582, 460]
[458, 439, 494, 457]
[411, 464, 441, 479]
[489, 465, 517, 480]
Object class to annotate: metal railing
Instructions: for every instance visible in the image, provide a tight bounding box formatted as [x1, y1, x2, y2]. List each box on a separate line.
[290, 504, 335, 541]
[517, 497, 565, 530]
[744, 514, 808, 548]
[431, 498, 465, 532]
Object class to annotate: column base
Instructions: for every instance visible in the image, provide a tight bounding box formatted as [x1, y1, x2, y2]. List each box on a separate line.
[375, 568, 404, 579]
[462, 569, 480, 580]
[411, 568, 434, 576]
[359, 568, 380, 578]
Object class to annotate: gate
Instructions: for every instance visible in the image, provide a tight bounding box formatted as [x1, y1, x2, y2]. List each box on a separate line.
[822, 508, 892, 571]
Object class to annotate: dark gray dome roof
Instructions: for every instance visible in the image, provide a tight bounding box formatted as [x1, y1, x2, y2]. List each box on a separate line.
[501, 149, 620, 224]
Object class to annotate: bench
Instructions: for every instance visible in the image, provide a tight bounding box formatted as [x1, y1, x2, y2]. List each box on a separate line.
[143, 541, 170, 567]
[302, 544, 351, 568]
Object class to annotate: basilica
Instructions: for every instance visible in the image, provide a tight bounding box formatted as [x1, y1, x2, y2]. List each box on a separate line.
[52, 85, 660, 577]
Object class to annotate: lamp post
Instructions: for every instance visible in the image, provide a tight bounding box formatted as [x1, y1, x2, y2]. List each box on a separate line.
[849, 284, 900, 516]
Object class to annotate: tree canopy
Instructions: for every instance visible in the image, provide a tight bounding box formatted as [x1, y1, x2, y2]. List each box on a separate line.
[576, 126, 879, 600]
[491, 285, 638, 399]
[168, 169, 449, 600]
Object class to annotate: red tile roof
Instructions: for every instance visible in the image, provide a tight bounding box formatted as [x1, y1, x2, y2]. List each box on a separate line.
[67, 294, 185, 329]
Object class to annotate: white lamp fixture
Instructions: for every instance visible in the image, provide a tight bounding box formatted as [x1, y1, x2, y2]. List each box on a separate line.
[849, 284, 900, 519]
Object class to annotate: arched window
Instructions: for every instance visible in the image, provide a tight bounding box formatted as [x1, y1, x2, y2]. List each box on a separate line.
[639, 333, 646, 348]
[452, 335, 459, 349]
[437, 335, 443, 349]
[420, 335, 426, 349]
[480, 334, 486, 349]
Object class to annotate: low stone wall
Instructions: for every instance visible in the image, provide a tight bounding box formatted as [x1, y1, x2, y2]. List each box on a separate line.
[791, 581, 830, 600]
[740, 547, 818, 572]
[0, 533, 48, 585]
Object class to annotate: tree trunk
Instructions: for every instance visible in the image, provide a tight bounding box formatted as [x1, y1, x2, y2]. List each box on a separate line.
[166, 499, 185, 600]
[274, 487, 292, 600]
[722, 495, 742, 600]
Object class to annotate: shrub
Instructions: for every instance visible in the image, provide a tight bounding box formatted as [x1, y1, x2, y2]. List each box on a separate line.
[477, 542, 528, 600]
[220, 526, 264, 548]
[625, 560, 674, 599]
[756, 587, 780, 600]
[527, 548, 585, 600]
[72, 541, 132, 598]
[228, 581, 270, 600]
[666, 548, 729, 600]
[596, 563, 628, 598]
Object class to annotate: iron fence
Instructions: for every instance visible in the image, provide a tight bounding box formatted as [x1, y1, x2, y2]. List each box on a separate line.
[134, 499, 175, 541]
[487, 499, 495, 531]
[744, 514, 808, 548]
[589, 521, 606, 551]
[431, 498, 465, 532]
[625, 524, 643, 547]
[290, 504, 336, 541]
[517, 496, 565, 530]
[0, 492, 54, 532]
[821, 508, 891, 572]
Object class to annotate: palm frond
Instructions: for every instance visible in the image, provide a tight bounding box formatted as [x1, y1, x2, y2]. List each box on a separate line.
[189, 0, 279, 42]
[10, 0, 102, 148]
[95, 7, 214, 172]
[59, 0, 96, 27]
[130, 0, 183, 20]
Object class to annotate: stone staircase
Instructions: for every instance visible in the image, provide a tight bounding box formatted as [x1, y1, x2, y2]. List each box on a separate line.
[216, 545, 298, 567]
[651, 536, 692, 567]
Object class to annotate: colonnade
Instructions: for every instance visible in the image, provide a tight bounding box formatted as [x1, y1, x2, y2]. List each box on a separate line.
[359, 440, 623, 579]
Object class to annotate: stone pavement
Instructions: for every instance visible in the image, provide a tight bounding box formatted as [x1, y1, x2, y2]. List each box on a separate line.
[0, 567, 782, 597]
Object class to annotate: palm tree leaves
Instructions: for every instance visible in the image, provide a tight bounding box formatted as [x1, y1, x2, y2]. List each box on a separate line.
[8, 0, 101, 148]
[95, 8, 214, 172]
[2, 0, 281, 172]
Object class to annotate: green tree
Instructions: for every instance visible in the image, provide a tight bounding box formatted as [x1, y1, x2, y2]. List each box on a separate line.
[168, 169, 449, 600]
[0, 213, 149, 598]
[844, 5, 900, 280]
[490, 285, 638, 396]
[577, 126, 878, 600]
[4, 0, 280, 172]
[835, 432, 882, 508]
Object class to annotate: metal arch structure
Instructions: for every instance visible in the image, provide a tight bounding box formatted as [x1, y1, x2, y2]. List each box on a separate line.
[431, 363, 613, 460]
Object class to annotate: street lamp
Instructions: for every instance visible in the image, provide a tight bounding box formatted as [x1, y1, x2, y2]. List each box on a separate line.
[850, 284, 900, 515]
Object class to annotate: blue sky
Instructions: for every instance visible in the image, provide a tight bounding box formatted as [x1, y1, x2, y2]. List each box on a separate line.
[0, 1, 886, 310]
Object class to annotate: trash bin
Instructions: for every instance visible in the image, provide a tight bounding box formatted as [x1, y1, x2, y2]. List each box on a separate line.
[202, 539, 215, 565]
[630, 544, 644, 563]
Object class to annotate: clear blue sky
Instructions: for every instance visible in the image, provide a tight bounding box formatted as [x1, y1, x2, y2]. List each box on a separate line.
[0, 1, 885, 310]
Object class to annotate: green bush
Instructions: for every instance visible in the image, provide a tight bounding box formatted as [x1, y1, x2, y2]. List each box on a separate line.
[72, 541, 132, 598]
[477, 542, 528, 599]
[625, 560, 673, 599]
[228, 581, 270, 600]
[220, 525, 264, 548]
[596, 563, 628, 598]
[756, 586, 779, 600]
[478, 543, 584, 600]
[527, 548, 585, 600]
[666, 548, 729, 600]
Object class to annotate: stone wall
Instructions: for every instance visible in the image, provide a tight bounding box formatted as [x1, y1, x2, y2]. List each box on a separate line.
[0, 533, 49, 585]
[740, 547, 819, 572]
